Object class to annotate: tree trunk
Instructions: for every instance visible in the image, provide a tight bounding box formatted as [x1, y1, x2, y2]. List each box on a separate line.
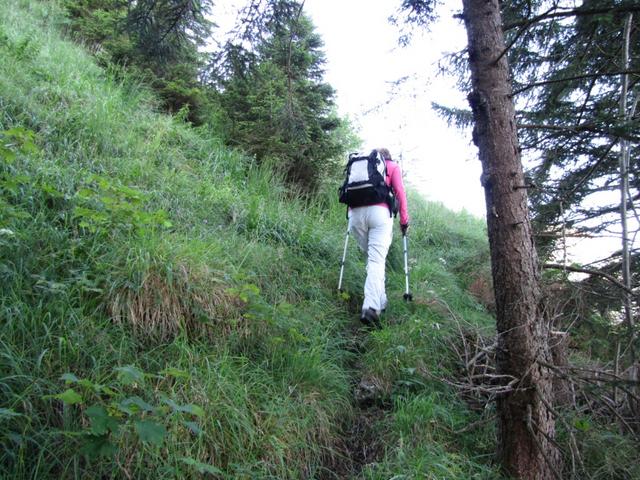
[618, 12, 638, 418]
[619, 13, 635, 364]
[461, 1, 561, 478]
[550, 331, 572, 408]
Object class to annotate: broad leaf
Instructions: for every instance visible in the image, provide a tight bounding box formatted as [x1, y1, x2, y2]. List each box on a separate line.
[86, 405, 120, 435]
[115, 365, 144, 386]
[80, 434, 117, 458]
[46, 388, 82, 405]
[180, 457, 223, 475]
[180, 404, 204, 418]
[183, 421, 202, 436]
[134, 420, 166, 446]
[118, 396, 155, 415]
[162, 398, 204, 417]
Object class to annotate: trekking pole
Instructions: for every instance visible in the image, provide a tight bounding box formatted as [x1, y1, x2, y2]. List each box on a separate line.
[338, 228, 349, 292]
[402, 232, 413, 301]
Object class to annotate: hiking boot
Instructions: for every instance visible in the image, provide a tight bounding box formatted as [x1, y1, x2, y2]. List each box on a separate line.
[360, 308, 381, 329]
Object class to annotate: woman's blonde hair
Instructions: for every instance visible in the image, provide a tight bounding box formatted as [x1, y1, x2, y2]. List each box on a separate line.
[377, 148, 392, 161]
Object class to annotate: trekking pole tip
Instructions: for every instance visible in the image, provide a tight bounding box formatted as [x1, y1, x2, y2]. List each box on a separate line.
[403, 293, 413, 302]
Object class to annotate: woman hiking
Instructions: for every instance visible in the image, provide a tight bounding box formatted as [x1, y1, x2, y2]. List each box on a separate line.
[348, 147, 409, 328]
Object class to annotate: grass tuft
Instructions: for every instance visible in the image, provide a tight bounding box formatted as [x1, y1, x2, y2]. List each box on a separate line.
[108, 264, 242, 342]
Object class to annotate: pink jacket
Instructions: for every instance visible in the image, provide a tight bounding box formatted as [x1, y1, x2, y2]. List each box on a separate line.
[383, 160, 409, 226]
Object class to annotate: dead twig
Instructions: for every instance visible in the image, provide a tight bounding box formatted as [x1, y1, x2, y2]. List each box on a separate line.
[453, 414, 497, 435]
[525, 405, 564, 480]
[536, 389, 589, 479]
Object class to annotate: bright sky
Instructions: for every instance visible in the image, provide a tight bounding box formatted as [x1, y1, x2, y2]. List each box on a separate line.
[302, 0, 486, 217]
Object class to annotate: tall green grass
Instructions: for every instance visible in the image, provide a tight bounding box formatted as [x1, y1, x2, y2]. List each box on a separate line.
[1, 2, 353, 478]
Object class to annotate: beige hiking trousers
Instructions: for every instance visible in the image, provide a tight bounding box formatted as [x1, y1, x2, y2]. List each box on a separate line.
[348, 205, 393, 314]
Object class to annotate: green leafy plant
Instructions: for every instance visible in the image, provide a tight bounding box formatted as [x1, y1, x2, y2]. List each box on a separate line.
[44, 366, 203, 459]
[0, 127, 41, 225]
[73, 174, 172, 235]
[0, 127, 38, 163]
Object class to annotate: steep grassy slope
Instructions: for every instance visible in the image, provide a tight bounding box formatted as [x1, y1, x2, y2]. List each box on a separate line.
[1, 1, 501, 479]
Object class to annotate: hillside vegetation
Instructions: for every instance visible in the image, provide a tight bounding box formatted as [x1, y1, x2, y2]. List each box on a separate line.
[2, 1, 508, 479]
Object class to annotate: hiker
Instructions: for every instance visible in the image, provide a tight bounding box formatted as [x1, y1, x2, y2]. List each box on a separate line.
[348, 147, 409, 327]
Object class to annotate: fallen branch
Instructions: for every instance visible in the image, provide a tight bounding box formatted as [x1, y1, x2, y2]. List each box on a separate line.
[525, 405, 564, 480]
[543, 263, 638, 297]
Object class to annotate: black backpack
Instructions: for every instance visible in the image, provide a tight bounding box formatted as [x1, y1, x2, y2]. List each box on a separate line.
[338, 150, 398, 216]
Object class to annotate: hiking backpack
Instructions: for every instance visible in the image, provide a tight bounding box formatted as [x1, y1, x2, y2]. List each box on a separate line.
[338, 150, 398, 215]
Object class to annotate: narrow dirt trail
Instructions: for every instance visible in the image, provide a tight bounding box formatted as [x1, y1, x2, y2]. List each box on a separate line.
[320, 323, 391, 479]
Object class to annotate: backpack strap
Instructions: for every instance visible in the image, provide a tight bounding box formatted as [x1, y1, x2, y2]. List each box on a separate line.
[385, 160, 398, 218]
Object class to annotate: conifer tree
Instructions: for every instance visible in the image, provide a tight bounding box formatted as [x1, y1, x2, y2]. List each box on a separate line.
[501, 1, 640, 254]
[404, 0, 640, 366]
[62, 0, 214, 124]
[501, 0, 640, 367]
[211, 0, 343, 191]
[463, 1, 560, 476]
[398, 1, 561, 477]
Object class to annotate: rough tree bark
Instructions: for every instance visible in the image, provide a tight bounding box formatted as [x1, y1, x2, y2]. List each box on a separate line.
[461, 0, 561, 478]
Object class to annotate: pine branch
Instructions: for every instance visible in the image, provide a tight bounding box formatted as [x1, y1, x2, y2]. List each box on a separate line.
[519, 123, 640, 142]
[518, 122, 596, 133]
[576, 192, 640, 217]
[559, 141, 615, 200]
[494, 6, 557, 64]
[285, 1, 305, 117]
[157, 1, 192, 47]
[576, 77, 598, 125]
[513, 70, 640, 96]
[504, 4, 640, 31]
